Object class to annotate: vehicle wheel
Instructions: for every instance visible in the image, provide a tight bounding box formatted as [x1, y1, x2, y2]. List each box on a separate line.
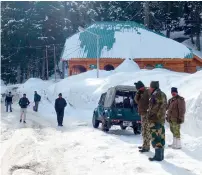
[120, 123, 127, 130]
[101, 121, 109, 132]
[92, 113, 99, 128]
[133, 123, 141, 135]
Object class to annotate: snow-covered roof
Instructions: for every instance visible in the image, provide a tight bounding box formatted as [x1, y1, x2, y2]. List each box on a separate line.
[61, 21, 193, 60]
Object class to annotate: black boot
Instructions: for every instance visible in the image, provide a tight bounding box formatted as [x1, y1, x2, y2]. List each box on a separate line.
[138, 146, 143, 149]
[139, 148, 150, 153]
[149, 148, 163, 161]
[161, 148, 164, 160]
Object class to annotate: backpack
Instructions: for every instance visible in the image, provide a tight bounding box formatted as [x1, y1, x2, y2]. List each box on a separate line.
[38, 95, 41, 101]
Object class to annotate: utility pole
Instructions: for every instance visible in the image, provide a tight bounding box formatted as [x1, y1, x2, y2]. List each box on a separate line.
[42, 50, 45, 80]
[46, 46, 49, 80]
[96, 36, 99, 78]
[53, 45, 56, 81]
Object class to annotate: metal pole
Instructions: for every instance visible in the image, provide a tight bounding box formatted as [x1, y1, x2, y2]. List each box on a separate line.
[46, 46, 49, 80]
[53, 45, 56, 81]
[96, 36, 99, 78]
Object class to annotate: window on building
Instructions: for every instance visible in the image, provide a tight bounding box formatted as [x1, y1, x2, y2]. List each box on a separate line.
[145, 64, 154, 70]
[104, 64, 115, 71]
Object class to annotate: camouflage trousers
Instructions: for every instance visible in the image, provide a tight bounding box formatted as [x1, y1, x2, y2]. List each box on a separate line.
[141, 114, 151, 149]
[169, 121, 181, 138]
[150, 123, 165, 148]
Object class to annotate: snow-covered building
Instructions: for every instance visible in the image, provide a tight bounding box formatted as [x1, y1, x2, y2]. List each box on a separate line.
[61, 21, 202, 75]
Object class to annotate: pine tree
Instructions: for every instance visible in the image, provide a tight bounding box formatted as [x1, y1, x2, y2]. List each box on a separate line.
[184, 1, 202, 51]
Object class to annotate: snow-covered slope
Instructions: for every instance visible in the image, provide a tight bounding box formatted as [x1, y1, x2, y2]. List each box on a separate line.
[47, 68, 202, 137]
[17, 78, 54, 102]
[114, 58, 140, 72]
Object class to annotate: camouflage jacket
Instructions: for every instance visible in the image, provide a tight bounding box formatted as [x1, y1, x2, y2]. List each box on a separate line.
[167, 95, 186, 123]
[135, 88, 150, 115]
[147, 89, 167, 124]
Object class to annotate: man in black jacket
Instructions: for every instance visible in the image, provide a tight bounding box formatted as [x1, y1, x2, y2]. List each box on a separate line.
[19, 94, 30, 123]
[34, 91, 41, 112]
[5, 92, 13, 112]
[55, 93, 67, 126]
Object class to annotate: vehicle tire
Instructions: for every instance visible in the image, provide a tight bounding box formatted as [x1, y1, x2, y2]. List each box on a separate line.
[101, 120, 109, 132]
[120, 123, 127, 130]
[133, 123, 141, 135]
[92, 113, 99, 128]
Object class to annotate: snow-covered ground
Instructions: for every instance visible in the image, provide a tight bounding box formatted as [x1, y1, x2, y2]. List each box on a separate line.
[1, 60, 202, 175]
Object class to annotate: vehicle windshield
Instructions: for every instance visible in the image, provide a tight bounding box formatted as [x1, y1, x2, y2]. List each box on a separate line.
[114, 90, 137, 109]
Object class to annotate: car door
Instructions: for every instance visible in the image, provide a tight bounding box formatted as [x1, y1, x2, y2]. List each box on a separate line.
[97, 93, 106, 120]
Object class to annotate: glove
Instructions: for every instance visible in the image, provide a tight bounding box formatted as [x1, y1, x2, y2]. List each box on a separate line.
[177, 118, 183, 124]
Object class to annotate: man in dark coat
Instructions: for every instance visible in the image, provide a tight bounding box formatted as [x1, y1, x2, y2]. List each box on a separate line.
[34, 91, 41, 112]
[55, 93, 67, 126]
[147, 81, 167, 161]
[5, 92, 13, 112]
[134, 81, 150, 153]
[19, 94, 30, 123]
[166, 87, 186, 149]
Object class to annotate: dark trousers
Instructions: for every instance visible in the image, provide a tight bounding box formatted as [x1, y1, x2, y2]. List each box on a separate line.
[56, 109, 64, 125]
[34, 101, 39, 111]
[6, 102, 12, 112]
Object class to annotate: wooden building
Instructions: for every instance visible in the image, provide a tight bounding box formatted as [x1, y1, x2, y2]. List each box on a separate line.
[61, 21, 202, 76]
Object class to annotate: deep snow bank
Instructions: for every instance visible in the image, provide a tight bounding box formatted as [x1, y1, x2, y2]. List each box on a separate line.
[11, 68, 202, 137]
[47, 68, 202, 137]
[17, 78, 54, 103]
[1, 79, 5, 86]
[48, 68, 187, 110]
[173, 70, 202, 137]
[114, 58, 140, 73]
[1, 79, 7, 94]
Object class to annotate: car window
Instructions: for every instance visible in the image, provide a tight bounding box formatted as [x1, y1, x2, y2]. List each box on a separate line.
[99, 93, 106, 105]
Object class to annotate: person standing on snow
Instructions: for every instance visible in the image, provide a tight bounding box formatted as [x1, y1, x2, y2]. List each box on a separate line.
[134, 81, 150, 153]
[166, 87, 186, 149]
[5, 92, 13, 112]
[34, 91, 41, 112]
[19, 94, 30, 123]
[55, 93, 67, 126]
[147, 81, 167, 161]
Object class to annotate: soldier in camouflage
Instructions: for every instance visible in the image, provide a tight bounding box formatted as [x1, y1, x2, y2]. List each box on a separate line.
[166, 87, 186, 149]
[134, 81, 150, 153]
[147, 81, 167, 161]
